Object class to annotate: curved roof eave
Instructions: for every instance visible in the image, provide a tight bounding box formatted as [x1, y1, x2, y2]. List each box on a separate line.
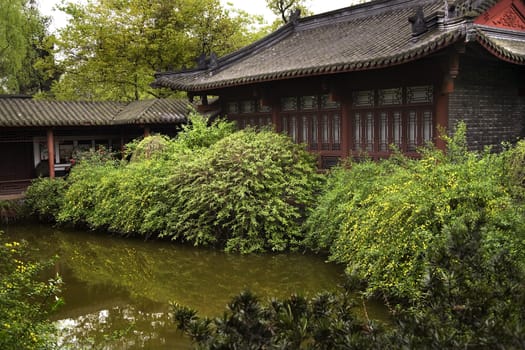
[473, 28, 525, 65]
[155, 29, 466, 93]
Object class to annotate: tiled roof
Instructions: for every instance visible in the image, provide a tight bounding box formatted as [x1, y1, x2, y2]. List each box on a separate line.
[473, 26, 525, 64]
[0, 98, 189, 127]
[0, 98, 121, 127]
[113, 98, 188, 124]
[153, 0, 525, 92]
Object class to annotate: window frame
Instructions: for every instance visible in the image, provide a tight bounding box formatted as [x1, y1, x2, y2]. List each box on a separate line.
[279, 95, 342, 153]
[225, 99, 272, 129]
[350, 86, 435, 159]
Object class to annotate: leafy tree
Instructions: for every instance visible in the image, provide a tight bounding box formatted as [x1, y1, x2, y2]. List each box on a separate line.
[0, 0, 28, 92]
[265, 0, 312, 24]
[51, 0, 266, 101]
[0, 0, 58, 94]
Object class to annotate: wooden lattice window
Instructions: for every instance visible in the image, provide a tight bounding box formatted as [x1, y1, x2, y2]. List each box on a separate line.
[280, 95, 341, 152]
[225, 99, 272, 129]
[351, 85, 434, 157]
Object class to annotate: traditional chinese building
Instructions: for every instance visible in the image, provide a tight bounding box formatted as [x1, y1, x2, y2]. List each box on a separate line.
[0, 96, 188, 197]
[153, 0, 525, 168]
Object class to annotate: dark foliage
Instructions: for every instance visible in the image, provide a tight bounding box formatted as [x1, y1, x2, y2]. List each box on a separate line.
[172, 289, 387, 349]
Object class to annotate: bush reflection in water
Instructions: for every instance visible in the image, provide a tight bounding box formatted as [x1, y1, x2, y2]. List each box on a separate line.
[4, 223, 349, 349]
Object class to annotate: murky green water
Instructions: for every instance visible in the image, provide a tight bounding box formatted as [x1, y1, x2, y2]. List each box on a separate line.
[2, 223, 360, 349]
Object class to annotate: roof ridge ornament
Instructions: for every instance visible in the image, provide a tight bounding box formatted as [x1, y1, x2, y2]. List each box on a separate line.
[409, 6, 429, 36]
[445, 0, 457, 20]
[195, 52, 220, 71]
[454, 0, 490, 18]
[289, 9, 301, 26]
[208, 52, 219, 70]
[197, 53, 207, 69]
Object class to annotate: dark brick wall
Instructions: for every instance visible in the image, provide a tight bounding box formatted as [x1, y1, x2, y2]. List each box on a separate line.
[448, 56, 525, 151]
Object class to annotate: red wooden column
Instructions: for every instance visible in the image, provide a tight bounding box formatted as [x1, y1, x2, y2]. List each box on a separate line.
[144, 126, 151, 137]
[436, 50, 460, 151]
[46, 129, 55, 178]
[341, 99, 350, 160]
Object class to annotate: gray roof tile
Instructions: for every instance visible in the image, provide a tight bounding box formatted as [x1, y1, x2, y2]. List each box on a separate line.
[153, 0, 525, 92]
[474, 26, 525, 63]
[113, 98, 189, 124]
[0, 98, 189, 127]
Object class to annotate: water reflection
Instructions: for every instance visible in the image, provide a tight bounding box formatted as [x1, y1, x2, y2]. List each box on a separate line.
[56, 306, 189, 349]
[3, 223, 345, 348]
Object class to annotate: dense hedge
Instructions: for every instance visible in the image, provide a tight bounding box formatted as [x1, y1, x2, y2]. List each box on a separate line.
[302, 123, 525, 346]
[24, 177, 66, 222]
[306, 124, 525, 300]
[157, 129, 321, 253]
[25, 114, 321, 253]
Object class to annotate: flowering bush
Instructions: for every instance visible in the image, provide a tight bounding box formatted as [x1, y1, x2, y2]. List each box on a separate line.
[0, 232, 62, 350]
[304, 123, 525, 346]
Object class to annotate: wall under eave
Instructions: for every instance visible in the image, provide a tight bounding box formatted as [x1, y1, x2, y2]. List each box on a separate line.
[449, 55, 525, 151]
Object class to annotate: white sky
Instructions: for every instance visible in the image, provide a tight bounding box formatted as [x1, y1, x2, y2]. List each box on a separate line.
[38, 0, 354, 32]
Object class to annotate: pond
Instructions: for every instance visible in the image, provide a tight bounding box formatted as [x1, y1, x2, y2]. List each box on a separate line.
[2, 223, 377, 349]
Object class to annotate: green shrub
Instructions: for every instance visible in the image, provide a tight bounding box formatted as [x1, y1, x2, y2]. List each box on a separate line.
[90, 160, 174, 237]
[55, 114, 234, 232]
[170, 111, 236, 152]
[304, 159, 395, 253]
[303, 122, 525, 346]
[0, 200, 26, 223]
[24, 177, 67, 222]
[388, 212, 525, 348]
[306, 123, 525, 303]
[0, 232, 62, 350]
[160, 128, 322, 253]
[504, 139, 525, 200]
[38, 113, 319, 253]
[129, 134, 172, 162]
[56, 157, 120, 227]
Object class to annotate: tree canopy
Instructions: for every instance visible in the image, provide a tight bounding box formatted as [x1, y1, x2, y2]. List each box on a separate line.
[0, 0, 58, 95]
[265, 0, 311, 24]
[48, 0, 267, 101]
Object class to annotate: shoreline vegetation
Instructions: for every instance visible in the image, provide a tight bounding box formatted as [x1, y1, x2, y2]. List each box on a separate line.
[12, 116, 525, 348]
